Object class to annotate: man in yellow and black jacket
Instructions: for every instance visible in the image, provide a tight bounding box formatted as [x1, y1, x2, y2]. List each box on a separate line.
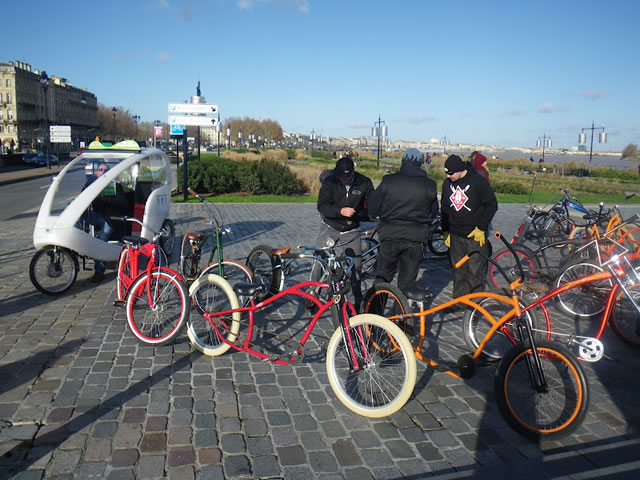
[441, 154, 498, 298]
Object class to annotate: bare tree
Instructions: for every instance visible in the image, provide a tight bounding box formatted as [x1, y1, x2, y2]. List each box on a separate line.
[621, 143, 638, 159]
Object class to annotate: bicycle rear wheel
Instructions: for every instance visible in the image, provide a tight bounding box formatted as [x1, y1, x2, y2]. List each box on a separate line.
[494, 339, 589, 440]
[609, 283, 640, 348]
[179, 234, 201, 281]
[326, 313, 417, 418]
[126, 269, 190, 345]
[362, 283, 412, 335]
[246, 245, 280, 300]
[116, 248, 132, 300]
[187, 273, 241, 356]
[29, 246, 78, 295]
[428, 228, 448, 256]
[361, 237, 379, 277]
[487, 244, 540, 290]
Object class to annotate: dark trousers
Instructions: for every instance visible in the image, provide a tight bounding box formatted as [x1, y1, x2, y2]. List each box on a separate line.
[374, 240, 424, 293]
[449, 233, 489, 298]
[314, 225, 362, 311]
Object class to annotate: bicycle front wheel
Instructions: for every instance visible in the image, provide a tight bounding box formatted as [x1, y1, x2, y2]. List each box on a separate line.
[29, 246, 78, 295]
[246, 245, 280, 300]
[196, 259, 254, 309]
[494, 339, 589, 440]
[487, 244, 540, 290]
[555, 261, 611, 320]
[609, 283, 640, 348]
[463, 294, 542, 361]
[428, 228, 448, 256]
[362, 283, 412, 335]
[126, 269, 190, 345]
[326, 314, 417, 418]
[187, 273, 241, 356]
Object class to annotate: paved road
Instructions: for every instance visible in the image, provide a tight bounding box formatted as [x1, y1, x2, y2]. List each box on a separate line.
[1, 202, 640, 479]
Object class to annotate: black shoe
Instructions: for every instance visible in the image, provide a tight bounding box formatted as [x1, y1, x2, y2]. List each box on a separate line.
[89, 272, 105, 283]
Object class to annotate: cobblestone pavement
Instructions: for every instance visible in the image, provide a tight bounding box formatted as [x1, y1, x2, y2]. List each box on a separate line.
[1, 202, 640, 479]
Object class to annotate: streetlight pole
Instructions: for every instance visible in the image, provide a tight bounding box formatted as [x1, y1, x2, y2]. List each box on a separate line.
[579, 121, 606, 175]
[441, 135, 449, 155]
[238, 129, 242, 148]
[372, 115, 387, 169]
[111, 107, 117, 142]
[227, 126, 231, 150]
[81, 96, 87, 148]
[153, 120, 161, 147]
[217, 113, 221, 157]
[40, 71, 51, 169]
[132, 115, 140, 141]
[536, 134, 551, 163]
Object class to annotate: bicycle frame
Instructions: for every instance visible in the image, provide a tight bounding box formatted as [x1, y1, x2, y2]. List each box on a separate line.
[200, 280, 359, 365]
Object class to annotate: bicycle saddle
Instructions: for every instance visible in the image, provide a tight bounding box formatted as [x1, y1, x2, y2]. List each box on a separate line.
[185, 232, 203, 242]
[121, 236, 149, 247]
[233, 282, 265, 297]
[404, 287, 433, 304]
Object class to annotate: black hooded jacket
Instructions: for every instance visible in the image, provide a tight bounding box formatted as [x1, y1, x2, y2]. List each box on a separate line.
[440, 167, 497, 237]
[317, 171, 374, 232]
[368, 162, 439, 242]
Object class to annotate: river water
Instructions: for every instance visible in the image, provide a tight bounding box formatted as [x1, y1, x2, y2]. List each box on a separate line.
[485, 148, 639, 171]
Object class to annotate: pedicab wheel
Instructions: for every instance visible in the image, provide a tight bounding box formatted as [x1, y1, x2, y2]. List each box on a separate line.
[29, 246, 79, 295]
[158, 219, 176, 259]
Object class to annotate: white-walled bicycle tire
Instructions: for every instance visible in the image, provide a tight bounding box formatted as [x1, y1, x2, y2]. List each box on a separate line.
[326, 313, 417, 418]
[187, 273, 242, 356]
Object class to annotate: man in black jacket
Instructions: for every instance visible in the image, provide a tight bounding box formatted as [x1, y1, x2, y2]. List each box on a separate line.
[316, 156, 374, 311]
[441, 154, 498, 298]
[368, 148, 439, 293]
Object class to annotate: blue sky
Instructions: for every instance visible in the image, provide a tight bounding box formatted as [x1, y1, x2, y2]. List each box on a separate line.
[6, 0, 639, 151]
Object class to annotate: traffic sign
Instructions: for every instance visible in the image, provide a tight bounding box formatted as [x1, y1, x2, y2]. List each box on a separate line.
[154, 126, 163, 137]
[168, 103, 218, 115]
[169, 115, 218, 127]
[170, 124, 184, 135]
[50, 125, 71, 134]
[50, 135, 71, 143]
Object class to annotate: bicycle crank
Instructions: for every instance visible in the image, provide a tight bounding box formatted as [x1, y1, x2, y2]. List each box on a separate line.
[576, 337, 605, 362]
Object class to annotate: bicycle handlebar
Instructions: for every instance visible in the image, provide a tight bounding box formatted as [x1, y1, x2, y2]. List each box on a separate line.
[109, 216, 167, 241]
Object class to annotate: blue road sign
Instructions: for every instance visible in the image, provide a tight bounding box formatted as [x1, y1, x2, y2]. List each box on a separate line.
[171, 124, 184, 135]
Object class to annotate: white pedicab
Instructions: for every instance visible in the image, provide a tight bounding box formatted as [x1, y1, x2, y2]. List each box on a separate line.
[30, 140, 175, 295]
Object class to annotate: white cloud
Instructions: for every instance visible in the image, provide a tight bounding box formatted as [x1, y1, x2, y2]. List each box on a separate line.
[502, 109, 526, 117]
[580, 89, 608, 101]
[537, 103, 569, 114]
[156, 52, 172, 62]
[237, 0, 309, 12]
[396, 116, 438, 124]
[347, 122, 369, 129]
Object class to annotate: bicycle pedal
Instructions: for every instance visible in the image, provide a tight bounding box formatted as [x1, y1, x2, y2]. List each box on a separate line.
[113, 299, 125, 307]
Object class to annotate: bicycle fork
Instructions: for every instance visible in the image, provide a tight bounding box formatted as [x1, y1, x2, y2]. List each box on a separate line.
[516, 318, 548, 393]
[333, 300, 369, 372]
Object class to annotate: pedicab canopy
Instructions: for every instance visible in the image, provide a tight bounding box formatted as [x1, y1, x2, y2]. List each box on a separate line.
[33, 140, 172, 262]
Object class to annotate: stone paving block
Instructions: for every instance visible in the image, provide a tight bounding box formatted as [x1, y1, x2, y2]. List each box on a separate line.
[137, 454, 165, 478]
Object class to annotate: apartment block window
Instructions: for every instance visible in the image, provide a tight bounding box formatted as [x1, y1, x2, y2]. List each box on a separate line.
[0, 110, 3, 120]
[8, 125, 13, 133]
[6, 93, 11, 104]
[0, 93, 3, 102]
[0, 126, 3, 133]
[5, 79, 10, 88]
[8, 110, 13, 120]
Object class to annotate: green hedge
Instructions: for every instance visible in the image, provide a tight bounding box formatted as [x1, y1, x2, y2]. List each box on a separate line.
[179, 157, 304, 195]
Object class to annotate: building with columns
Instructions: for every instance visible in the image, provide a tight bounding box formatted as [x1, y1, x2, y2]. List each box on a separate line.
[0, 60, 97, 153]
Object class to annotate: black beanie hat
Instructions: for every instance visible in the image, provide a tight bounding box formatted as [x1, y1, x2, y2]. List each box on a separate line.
[334, 157, 354, 181]
[444, 154, 466, 174]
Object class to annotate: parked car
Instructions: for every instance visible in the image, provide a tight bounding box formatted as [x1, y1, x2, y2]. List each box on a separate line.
[31, 152, 59, 167]
[22, 152, 39, 164]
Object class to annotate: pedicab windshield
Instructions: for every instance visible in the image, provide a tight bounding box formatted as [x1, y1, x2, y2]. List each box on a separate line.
[48, 141, 169, 223]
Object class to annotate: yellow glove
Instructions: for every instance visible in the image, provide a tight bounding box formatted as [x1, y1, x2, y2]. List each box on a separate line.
[443, 231, 450, 248]
[467, 227, 485, 247]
